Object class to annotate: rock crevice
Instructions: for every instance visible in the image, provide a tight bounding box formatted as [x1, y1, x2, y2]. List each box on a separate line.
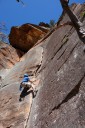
[49, 73, 85, 115]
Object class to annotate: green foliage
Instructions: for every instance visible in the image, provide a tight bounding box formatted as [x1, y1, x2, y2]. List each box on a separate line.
[62, 36, 69, 44]
[49, 20, 56, 28]
[0, 22, 8, 42]
[38, 22, 50, 28]
[81, 11, 85, 17]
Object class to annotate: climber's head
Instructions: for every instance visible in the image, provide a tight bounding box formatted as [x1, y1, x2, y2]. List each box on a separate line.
[24, 74, 28, 77]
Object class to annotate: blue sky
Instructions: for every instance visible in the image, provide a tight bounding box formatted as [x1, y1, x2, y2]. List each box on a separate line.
[0, 0, 85, 34]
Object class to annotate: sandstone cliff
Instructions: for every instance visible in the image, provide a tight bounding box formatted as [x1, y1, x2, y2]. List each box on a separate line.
[9, 23, 49, 52]
[0, 3, 85, 128]
[0, 41, 23, 70]
[0, 41, 23, 86]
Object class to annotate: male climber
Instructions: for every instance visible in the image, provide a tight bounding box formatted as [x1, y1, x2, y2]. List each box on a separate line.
[19, 74, 35, 101]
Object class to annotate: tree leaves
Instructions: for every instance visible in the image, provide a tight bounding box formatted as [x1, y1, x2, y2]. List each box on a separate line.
[16, 0, 20, 2]
[16, 0, 25, 5]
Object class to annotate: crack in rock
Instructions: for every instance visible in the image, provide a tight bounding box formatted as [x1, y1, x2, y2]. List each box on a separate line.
[57, 42, 78, 72]
[35, 64, 41, 74]
[49, 73, 85, 115]
[35, 46, 44, 74]
[24, 109, 31, 128]
[24, 48, 44, 128]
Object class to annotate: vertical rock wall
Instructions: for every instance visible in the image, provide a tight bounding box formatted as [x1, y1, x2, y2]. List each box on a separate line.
[27, 3, 85, 128]
[0, 3, 85, 128]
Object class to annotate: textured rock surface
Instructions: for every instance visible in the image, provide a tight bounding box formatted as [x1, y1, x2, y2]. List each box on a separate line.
[0, 44, 43, 127]
[0, 41, 23, 70]
[0, 3, 85, 128]
[9, 23, 49, 52]
[27, 3, 85, 128]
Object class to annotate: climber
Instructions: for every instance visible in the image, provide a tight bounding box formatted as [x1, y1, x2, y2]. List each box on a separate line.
[19, 74, 35, 101]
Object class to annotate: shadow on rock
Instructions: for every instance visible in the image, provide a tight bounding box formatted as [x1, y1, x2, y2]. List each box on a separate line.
[19, 87, 37, 101]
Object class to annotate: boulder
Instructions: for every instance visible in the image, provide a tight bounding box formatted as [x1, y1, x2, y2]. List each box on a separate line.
[9, 23, 49, 52]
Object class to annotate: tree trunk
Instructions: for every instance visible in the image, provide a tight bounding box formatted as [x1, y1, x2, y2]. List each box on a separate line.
[60, 0, 85, 43]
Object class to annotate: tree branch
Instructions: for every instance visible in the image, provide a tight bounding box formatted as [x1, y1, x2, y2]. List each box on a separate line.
[60, 0, 85, 43]
[16, 0, 25, 5]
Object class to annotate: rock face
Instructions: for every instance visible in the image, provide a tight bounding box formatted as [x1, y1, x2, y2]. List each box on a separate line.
[27, 3, 85, 128]
[0, 41, 23, 70]
[0, 3, 85, 128]
[9, 23, 49, 52]
[0, 44, 43, 128]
